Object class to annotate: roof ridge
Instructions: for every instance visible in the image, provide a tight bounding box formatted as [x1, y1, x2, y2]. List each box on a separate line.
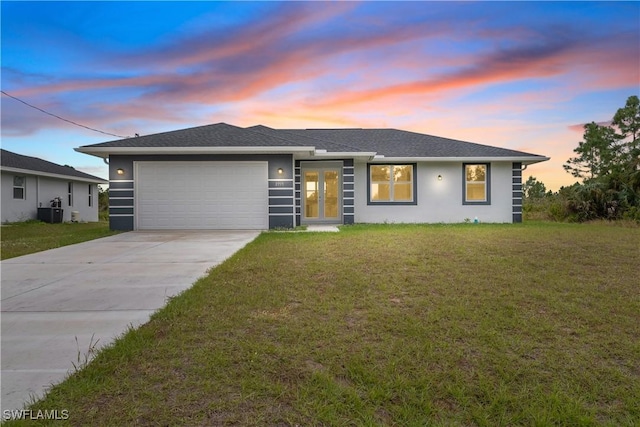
[275, 128, 368, 153]
[242, 125, 317, 147]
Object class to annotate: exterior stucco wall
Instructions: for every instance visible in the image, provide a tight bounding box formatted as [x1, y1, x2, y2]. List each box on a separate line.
[1, 171, 100, 223]
[354, 161, 514, 223]
[1, 172, 38, 222]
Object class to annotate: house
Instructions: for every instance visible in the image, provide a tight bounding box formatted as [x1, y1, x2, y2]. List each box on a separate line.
[75, 123, 549, 231]
[1, 149, 106, 223]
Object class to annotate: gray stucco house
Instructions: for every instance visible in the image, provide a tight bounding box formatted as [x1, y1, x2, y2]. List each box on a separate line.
[76, 123, 548, 230]
[1, 149, 106, 223]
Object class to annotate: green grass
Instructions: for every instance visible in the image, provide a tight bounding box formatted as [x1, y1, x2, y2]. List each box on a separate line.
[0, 221, 119, 260]
[6, 222, 640, 425]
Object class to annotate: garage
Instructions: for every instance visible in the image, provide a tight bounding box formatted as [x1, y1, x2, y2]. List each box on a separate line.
[135, 161, 268, 230]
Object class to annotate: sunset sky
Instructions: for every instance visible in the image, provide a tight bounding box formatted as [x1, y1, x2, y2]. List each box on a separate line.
[2, 1, 638, 190]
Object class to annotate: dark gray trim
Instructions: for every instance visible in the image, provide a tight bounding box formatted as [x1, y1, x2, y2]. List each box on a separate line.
[109, 207, 133, 215]
[268, 180, 293, 189]
[270, 216, 294, 229]
[109, 198, 134, 207]
[269, 189, 292, 197]
[109, 181, 134, 189]
[269, 206, 293, 214]
[344, 214, 354, 224]
[110, 216, 134, 231]
[513, 213, 522, 223]
[344, 207, 355, 214]
[269, 197, 294, 206]
[109, 190, 134, 198]
[366, 163, 418, 206]
[462, 163, 491, 205]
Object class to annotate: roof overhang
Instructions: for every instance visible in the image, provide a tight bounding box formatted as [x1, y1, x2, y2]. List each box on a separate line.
[75, 145, 549, 166]
[75, 146, 317, 158]
[365, 156, 550, 165]
[0, 166, 107, 184]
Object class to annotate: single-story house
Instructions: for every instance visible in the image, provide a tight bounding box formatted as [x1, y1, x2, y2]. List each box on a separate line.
[75, 123, 549, 231]
[1, 149, 106, 223]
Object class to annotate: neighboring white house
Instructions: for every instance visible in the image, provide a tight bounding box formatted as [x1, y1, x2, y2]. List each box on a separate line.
[1, 149, 107, 223]
[75, 123, 549, 231]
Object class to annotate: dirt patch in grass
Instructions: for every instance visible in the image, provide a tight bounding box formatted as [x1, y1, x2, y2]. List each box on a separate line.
[11, 222, 640, 426]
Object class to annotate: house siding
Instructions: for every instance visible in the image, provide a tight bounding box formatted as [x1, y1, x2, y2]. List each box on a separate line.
[109, 154, 293, 231]
[1, 173, 37, 222]
[354, 161, 514, 223]
[1, 172, 100, 223]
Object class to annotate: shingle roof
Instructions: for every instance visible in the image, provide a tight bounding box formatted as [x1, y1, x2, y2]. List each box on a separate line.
[247, 125, 369, 153]
[282, 128, 543, 158]
[82, 123, 309, 148]
[0, 149, 106, 182]
[78, 122, 547, 160]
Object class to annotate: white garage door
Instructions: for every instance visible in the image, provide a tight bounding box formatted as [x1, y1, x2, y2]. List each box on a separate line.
[136, 161, 268, 230]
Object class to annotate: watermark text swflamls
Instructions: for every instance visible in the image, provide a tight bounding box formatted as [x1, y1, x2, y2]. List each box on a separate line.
[2, 409, 69, 421]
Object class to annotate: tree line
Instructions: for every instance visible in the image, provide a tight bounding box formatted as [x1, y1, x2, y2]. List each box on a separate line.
[524, 95, 640, 222]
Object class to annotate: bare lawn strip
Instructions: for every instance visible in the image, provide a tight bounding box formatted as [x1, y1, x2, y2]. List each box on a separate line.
[10, 223, 640, 425]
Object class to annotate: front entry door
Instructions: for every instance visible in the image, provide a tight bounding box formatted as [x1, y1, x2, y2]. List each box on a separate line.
[303, 167, 341, 223]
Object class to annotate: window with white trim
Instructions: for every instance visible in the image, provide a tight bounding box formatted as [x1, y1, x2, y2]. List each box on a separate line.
[13, 176, 26, 199]
[368, 164, 416, 204]
[88, 184, 93, 207]
[463, 163, 491, 204]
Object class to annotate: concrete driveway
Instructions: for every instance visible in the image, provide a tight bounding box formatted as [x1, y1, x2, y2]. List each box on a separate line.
[1, 230, 260, 412]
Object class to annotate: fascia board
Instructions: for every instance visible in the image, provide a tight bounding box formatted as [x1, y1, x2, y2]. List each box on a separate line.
[368, 156, 550, 165]
[313, 151, 377, 158]
[75, 146, 317, 157]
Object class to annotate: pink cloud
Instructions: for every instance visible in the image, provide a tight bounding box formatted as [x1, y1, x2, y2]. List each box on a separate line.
[567, 121, 614, 133]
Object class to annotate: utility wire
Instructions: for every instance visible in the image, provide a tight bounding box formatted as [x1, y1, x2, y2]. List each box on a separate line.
[1, 90, 128, 139]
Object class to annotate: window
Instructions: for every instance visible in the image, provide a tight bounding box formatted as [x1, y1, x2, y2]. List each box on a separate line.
[88, 184, 93, 207]
[368, 164, 416, 204]
[463, 163, 491, 204]
[68, 182, 74, 207]
[13, 176, 26, 199]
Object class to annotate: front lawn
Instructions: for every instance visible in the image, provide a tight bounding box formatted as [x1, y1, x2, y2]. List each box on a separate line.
[0, 221, 118, 260]
[10, 222, 640, 425]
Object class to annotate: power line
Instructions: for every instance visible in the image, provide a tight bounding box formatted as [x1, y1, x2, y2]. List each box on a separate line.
[1, 90, 129, 139]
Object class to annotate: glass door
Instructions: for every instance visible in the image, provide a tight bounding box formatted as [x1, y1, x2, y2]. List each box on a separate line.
[303, 167, 341, 223]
